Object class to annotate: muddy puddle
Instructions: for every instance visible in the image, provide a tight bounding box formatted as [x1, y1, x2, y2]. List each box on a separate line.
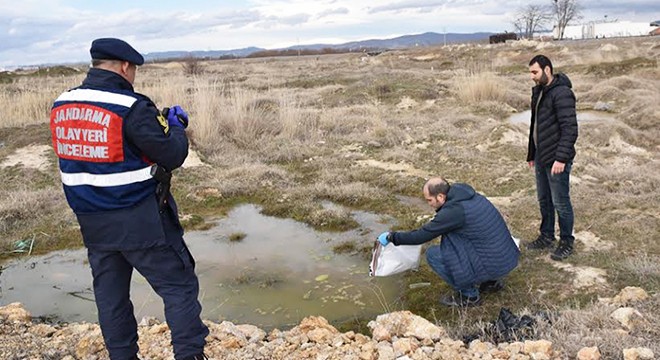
[508, 110, 616, 124]
[0, 204, 404, 329]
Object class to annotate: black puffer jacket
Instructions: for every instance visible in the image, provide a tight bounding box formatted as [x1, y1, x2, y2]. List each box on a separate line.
[527, 73, 578, 166]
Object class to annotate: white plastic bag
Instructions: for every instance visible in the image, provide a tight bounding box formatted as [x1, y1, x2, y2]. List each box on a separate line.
[369, 241, 422, 277]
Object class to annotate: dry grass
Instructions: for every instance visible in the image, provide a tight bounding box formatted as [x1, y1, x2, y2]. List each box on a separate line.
[453, 71, 509, 104]
[0, 35, 659, 355]
[0, 75, 83, 127]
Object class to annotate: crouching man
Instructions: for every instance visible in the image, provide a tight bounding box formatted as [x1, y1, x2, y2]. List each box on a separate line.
[378, 177, 519, 307]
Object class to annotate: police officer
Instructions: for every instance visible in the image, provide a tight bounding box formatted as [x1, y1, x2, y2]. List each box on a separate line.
[50, 38, 208, 360]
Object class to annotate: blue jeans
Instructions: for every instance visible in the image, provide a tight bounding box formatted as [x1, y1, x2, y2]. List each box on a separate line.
[425, 245, 479, 298]
[535, 160, 575, 243]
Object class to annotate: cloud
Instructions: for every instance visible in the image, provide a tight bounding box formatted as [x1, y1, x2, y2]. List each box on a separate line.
[367, 0, 447, 14]
[1, 0, 658, 68]
[258, 13, 312, 28]
[366, 0, 494, 14]
[316, 7, 350, 19]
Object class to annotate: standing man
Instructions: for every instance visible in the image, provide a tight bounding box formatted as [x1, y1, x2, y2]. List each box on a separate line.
[50, 38, 208, 360]
[525, 54, 578, 261]
[378, 177, 520, 307]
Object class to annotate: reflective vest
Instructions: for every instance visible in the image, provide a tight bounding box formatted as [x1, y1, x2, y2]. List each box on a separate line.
[50, 87, 156, 213]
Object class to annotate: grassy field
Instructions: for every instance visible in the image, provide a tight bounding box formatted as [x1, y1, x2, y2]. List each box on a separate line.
[1, 36, 658, 358]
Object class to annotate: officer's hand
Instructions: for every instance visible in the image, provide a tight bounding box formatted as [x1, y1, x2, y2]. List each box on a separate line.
[163, 105, 189, 129]
[377, 232, 390, 246]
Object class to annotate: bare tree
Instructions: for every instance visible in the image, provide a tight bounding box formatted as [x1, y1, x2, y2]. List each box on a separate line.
[552, 0, 582, 40]
[512, 4, 553, 39]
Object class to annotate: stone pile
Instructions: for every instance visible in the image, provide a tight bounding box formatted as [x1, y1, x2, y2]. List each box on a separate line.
[0, 287, 655, 360]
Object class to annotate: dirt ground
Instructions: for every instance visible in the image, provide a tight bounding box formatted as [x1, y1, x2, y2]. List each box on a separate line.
[0, 35, 658, 358]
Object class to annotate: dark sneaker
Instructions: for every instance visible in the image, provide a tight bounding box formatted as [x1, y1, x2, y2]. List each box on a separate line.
[479, 279, 505, 293]
[440, 292, 482, 307]
[526, 234, 555, 250]
[551, 241, 574, 261]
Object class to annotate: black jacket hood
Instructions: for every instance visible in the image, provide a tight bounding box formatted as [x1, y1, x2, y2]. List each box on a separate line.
[534, 72, 572, 94]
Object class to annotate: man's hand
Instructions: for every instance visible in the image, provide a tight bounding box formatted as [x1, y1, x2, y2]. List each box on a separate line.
[551, 161, 565, 175]
[163, 105, 189, 129]
[377, 232, 390, 246]
[528, 161, 534, 169]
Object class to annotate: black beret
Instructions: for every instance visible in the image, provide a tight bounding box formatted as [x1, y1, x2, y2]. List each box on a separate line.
[90, 38, 144, 65]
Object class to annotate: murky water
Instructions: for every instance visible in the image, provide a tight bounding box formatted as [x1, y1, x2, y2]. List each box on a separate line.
[508, 110, 616, 124]
[0, 204, 403, 329]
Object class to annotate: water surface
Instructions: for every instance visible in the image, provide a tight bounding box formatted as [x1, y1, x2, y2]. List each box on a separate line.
[0, 204, 402, 329]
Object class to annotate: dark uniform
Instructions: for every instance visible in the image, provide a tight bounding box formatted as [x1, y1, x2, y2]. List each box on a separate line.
[50, 38, 208, 360]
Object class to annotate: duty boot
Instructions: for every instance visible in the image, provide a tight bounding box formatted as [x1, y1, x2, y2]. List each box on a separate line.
[551, 240, 574, 261]
[440, 292, 482, 308]
[525, 234, 555, 250]
[181, 354, 208, 360]
[478, 279, 505, 293]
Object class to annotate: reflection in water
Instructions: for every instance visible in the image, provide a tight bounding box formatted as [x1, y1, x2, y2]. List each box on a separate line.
[0, 204, 401, 329]
[508, 110, 616, 124]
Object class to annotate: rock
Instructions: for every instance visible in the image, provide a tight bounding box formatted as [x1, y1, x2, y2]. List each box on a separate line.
[392, 338, 418, 357]
[359, 341, 377, 359]
[138, 316, 161, 326]
[29, 323, 57, 337]
[610, 307, 644, 330]
[469, 339, 495, 355]
[577, 346, 601, 360]
[503, 341, 524, 355]
[220, 337, 244, 349]
[623, 347, 654, 360]
[593, 102, 614, 112]
[148, 322, 170, 334]
[307, 328, 335, 344]
[75, 329, 107, 358]
[367, 311, 446, 342]
[0, 303, 32, 323]
[490, 348, 513, 359]
[611, 287, 649, 306]
[396, 96, 418, 110]
[376, 341, 396, 360]
[291, 316, 339, 341]
[236, 324, 266, 343]
[523, 340, 553, 357]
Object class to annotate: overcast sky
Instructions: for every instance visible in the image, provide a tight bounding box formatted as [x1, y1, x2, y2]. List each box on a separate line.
[1, 0, 659, 68]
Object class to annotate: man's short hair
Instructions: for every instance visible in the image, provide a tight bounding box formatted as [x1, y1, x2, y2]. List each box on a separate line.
[426, 178, 450, 197]
[529, 54, 553, 74]
[91, 59, 121, 67]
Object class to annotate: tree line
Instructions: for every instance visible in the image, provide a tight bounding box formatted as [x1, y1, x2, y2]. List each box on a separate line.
[512, 0, 581, 40]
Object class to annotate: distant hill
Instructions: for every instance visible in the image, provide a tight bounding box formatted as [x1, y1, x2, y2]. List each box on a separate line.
[143, 31, 493, 62]
[286, 32, 493, 51]
[143, 47, 264, 62]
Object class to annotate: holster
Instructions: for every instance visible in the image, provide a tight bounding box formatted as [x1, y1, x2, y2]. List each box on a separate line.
[150, 164, 172, 213]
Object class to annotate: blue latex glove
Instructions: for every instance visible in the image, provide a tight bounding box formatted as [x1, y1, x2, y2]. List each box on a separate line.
[378, 232, 390, 246]
[164, 105, 189, 129]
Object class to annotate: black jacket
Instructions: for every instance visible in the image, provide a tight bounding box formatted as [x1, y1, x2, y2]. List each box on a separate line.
[527, 73, 578, 166]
